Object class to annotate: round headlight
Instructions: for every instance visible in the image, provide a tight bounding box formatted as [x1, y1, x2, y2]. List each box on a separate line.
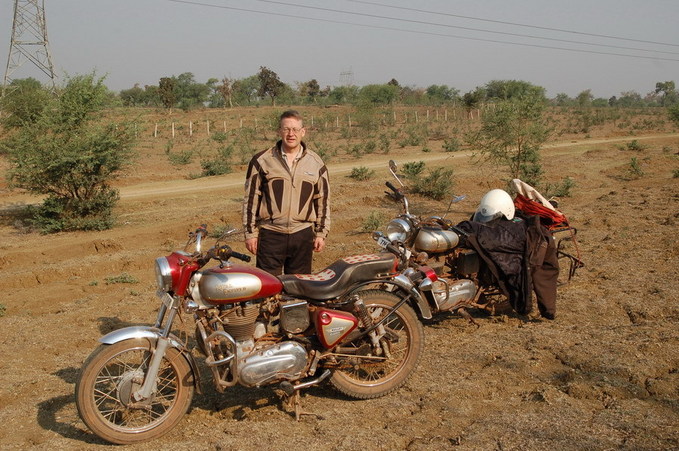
[155, 257, 173, 291]
[386, 218, 412, 243]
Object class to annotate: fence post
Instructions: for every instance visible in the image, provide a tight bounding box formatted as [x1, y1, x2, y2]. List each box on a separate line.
[206, 120, 210, 136]
[189, 121, 193, 136]
[154, 123, 158, 138]
[172, 122, 175, 138]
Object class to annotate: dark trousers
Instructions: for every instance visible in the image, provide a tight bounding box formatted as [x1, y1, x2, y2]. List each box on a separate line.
[256, 227, 314, 276]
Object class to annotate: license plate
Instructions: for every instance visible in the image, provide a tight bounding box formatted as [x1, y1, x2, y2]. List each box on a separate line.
[377, 236, 391, 248]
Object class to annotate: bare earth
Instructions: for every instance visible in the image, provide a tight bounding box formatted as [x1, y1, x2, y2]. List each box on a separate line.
[0, 115, 678, 450]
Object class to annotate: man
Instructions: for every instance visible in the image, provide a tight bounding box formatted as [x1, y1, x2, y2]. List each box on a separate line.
[242, 110, 330, 275]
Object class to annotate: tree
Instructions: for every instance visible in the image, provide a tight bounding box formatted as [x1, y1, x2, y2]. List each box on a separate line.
[257, 66, 284, 106]
[576, 89, 593, 107]
[158, 77, 176, 110]
[462, 87, 486, 111]
[553, 93, 573, 107]
[358, 84, 399, 105]
[485, 80, 546, 101]
[0, 77, 51, 128]
[655, 81, 678, 106]
[232, 75, 260, 105]
[298, 79, 320, 103]
[425, 84, 459, 104]
[173, 72, 210, 110]
[2, 73, 136, 233]
[466, 91, 551, 186]
[215, 77, 234, 108]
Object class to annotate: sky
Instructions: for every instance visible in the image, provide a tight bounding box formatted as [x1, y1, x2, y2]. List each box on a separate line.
[2, 0, 678, 99]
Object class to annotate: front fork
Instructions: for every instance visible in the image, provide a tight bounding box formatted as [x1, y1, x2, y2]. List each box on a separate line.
[134, 293, 179, 401]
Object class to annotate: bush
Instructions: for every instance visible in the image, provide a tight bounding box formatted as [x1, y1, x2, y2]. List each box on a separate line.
[544, 176, 576, 198]
[626, 140, 646, 151]
[361, 211, 385, 232]
[402, 161, 426, 178]
[349, 166, 375, 181]
[442, 136, 461, 152]
[2, 73, 135, 233]
[412, 167, 455, 201]
[168, 150, 193, 165]
[105, 273, 139, 284]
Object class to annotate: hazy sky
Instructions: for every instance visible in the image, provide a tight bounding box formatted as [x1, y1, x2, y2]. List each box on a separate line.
[2, 0, 678, 99]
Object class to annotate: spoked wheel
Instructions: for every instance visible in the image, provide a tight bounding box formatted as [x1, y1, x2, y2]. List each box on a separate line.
[329, 290, 424, 399]
[75, 338, 194, 445]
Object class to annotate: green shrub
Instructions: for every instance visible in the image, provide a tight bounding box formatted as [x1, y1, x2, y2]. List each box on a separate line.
[412, 167, 455, 201]
[673, 169, 679, 178]
[442, 136, 461, 152]
[544, 176, 576, 198]
[0, 303, 6, 317]
[361, 211, 385, 232]
[349, 166, 375, 180]
[626, 140, 646, 151]
[402, 161, 426, 178]
[168, 150, 193, 165]
[628, 157, 644, 177]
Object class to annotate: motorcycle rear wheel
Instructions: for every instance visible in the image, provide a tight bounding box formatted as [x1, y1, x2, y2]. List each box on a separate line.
[75, 338, 194, 445]
[329, 290, 424, 399]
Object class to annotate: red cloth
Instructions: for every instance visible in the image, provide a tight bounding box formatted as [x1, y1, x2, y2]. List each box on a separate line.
[514, 194, 569, 230]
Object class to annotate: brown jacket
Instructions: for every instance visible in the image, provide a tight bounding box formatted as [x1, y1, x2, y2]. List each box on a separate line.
[243, 141, 330, 240]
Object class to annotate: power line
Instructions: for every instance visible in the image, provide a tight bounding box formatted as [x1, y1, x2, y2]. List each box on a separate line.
[251, 0, 679, 55]
[166, 0, 679, 62]
[347, 0, 679, 48]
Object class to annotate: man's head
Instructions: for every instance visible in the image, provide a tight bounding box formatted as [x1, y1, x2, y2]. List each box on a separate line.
[278, 110, 306, 152]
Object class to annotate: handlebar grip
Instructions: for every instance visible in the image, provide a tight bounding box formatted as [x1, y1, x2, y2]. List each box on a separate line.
[231, 251, 251, 263]
[385, 181, 399, 193]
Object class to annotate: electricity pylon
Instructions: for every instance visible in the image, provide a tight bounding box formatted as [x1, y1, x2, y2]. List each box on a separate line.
[3, 0, 56, 93]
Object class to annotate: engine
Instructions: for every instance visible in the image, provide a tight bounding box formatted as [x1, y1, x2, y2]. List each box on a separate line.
[198, 299, 313, 388]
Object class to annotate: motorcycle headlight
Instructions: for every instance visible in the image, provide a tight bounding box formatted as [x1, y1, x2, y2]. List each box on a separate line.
[386, 218, 413, 243]
[155, 257, 173, 292]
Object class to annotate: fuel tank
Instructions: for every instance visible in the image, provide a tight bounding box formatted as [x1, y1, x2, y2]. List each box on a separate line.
[413, 227, 460, 253]
[197, 263, 283, 304]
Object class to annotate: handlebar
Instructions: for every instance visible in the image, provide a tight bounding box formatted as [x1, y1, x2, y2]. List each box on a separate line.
[207, 245, 252, 263]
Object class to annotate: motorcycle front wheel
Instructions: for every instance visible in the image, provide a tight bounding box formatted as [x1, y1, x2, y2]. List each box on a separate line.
[75, 338, 194, 445]
[329, 289, 424, 399]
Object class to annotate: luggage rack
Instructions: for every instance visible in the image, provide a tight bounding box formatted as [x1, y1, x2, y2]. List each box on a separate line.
[550, 225, 584, 282]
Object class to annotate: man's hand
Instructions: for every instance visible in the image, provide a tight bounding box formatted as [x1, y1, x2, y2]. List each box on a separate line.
[313, 236, 325, 252]
[245, 237, 258, 255]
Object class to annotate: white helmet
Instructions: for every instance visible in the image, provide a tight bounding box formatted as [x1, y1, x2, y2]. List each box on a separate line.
[473, 189, 515, 223]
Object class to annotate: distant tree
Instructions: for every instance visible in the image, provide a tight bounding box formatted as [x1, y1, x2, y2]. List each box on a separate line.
[592, 98, 609, 107]
[462, 87, 486, 111]
[387, 78, 400, 87]
[576, 89, 594, 107]
[485, 80, 546, 101]
[655, 81, 678, 106]
[466, 91, 551, 186]
[2, 73, 136, 233]
[358, 84, 399, 105]
[553, 93, 573, 107]
[119, 84, 147, 107]
[328, 85, 359, 104]
[298, 79, 321, 103]
[617, 91, 643, 108]
[257, 66, 284, 106]
[232, 75, 260, 105]
[158, 77, 176, 110]
[425, 85, 459, 103]
[216, 77, 234, 108]
[174, 72, 210, 110]
[0, 77, 51, 128]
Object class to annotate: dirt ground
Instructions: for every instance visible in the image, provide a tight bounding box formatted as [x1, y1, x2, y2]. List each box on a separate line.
[0, 109, 678, 450]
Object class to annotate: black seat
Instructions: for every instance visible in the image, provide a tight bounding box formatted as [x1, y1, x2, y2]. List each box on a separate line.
[279, 253, 398, 301]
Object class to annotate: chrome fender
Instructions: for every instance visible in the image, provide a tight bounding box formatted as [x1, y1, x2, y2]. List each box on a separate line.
[99, 326, 203, 394]
[347, 277, 433, 320]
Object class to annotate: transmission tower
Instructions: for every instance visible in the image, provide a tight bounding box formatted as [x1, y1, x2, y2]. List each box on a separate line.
[3, 0, 56, 91]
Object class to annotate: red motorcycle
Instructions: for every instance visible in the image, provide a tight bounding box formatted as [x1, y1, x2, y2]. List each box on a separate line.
[75, 226, 429, 444]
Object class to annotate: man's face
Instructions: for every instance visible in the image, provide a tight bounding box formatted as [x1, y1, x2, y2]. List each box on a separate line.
[279, 117, 306, 151]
